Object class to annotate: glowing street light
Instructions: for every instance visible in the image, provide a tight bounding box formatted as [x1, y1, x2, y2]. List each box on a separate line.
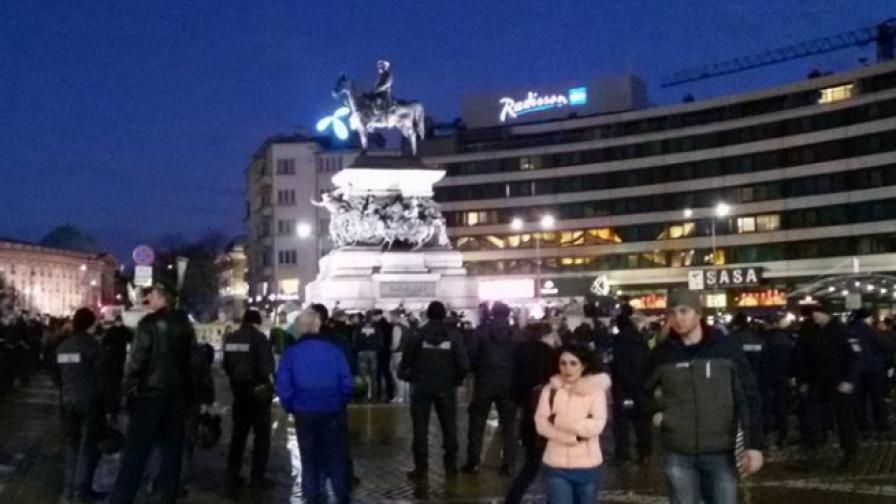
[296, 222, 313, 238]
[715, 202, 731, 217]
[683, 208, 694, 218]
[510, 217, 524, 231]
[540, 214, 556, 230]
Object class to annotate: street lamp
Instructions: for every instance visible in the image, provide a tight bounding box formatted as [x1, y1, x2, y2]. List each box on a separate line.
[510, 217, 524, 232]
[683, 208, 694, 218]
[710, 202, 731, 266]
[509, 215, 555, 300]
[296, 222, 312, 239]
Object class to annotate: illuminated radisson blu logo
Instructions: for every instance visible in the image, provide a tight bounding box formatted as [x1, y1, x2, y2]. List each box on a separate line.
[498, 86, 588, 123]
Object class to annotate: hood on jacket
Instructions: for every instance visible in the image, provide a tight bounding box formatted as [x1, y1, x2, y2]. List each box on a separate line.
[548, 373, 611, 396]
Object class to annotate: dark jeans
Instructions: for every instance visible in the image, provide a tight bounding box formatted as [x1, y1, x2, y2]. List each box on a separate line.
[62, 405, 104, 498]
[107, 364, 124, 419]
[855, 371, 890, 432]
[803, 387, 857, 460]
[378, 351, 395, 401]
[466, 387, 518, 469]
[611, 391, 651, 460]
[504, 405, 544, 504]
[294, 411, 350, 504]
[357, 351, 379, 400]
[108, 393, 188, 504]
[544, 465, 603, 504]
[410, 386, 458, 471]
[227, 389, 272, 481]
[663, 451, 737, 504]
[771, 381, 791, 445]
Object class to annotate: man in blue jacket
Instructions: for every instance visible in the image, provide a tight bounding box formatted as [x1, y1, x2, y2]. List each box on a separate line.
[276, 307, 354, 504]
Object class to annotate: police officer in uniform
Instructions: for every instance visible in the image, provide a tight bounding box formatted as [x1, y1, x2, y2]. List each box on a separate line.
[57, 308, 107, 503]
[729, 312, 772, 434]
[224, 309, 275, 490]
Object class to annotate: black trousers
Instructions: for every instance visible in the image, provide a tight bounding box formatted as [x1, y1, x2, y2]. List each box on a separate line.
[855, 371, 890, 432]
[771, 381, 791, 445]
[504, 405, 543, 504]
[227, 389, 272, 481]
[466, 387, 518, 469]
[803, 387, 857, 460]
[294, 411, 350, 504]
[109, 393, 188, 504]
[410, 386, 458, 471]
[378, 351, 395, 401]
[62, 405, 103, 498]
[611, 391, 651, 460]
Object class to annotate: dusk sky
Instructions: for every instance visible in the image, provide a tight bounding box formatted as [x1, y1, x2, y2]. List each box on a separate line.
[0, 1, 891, 260]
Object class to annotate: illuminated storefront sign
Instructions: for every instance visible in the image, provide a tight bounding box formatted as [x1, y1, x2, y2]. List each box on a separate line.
[735, 289, 786, 307]
[316, 106, 351, 140]
[540, 280, 559, 296]
[688, 267, 763, 290]
[498, 87, 588, 123]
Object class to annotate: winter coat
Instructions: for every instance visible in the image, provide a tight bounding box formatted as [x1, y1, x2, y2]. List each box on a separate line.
[223, 324, 275, 390]
[57, 332, 107, 413]
[610, 321, 649, 400]
[793, 317, 860, 392]
[645, 327, 764, 454]
[850, 320, 886, 374]
[275, 334, 354, 413]
[468, 319, 520, 393]
[512, 339, 556, 408]
[354, 323, 384, 353]
[398, 320, 469, 394]
[535, 373, 610, 469]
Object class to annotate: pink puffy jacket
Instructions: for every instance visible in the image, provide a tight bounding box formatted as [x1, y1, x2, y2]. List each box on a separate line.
[534, 373, 611, 469]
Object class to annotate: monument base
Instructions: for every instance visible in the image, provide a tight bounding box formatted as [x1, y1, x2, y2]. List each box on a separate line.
[304, 248, 479, 317]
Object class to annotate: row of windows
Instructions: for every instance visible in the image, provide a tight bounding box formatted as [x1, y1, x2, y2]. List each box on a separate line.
[277, 219, 294, 236]
[437, 101, 896, 200]
[452, 197, 896, 252]
[317, 156, 344, 173]
[446, 93, 896, 178]
[278, 250, 298, 265]
[277, 190, 296, 205]
[451, 70, 896, 158]
[444, 159, 896, 227]
[464, 234, 896, 275]
[276, 158, 296, 175]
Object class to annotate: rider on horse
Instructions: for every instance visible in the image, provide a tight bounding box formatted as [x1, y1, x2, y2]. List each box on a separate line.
[368, 60, 393, 116]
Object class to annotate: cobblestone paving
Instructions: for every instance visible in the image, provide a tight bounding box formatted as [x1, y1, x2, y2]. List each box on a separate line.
[1, 372, 895, 503]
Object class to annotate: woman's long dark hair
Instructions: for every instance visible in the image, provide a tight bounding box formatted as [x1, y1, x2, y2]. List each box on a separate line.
[554, 343, 601, 376]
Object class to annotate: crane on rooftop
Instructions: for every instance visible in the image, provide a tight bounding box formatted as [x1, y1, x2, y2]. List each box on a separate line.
[662, 18, 895, 87]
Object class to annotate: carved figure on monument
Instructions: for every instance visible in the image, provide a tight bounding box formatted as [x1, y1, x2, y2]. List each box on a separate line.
[332, 60, 426, 156]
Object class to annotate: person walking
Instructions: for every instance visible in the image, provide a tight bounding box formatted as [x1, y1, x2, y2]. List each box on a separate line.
[399, 301, 470, 480]
[534, 344, 610, 504]
[57, 308, 107, 503]
[223, 309, 275, 491]
[276, 308, 354, 504]
[645, 290, 764, 504]
[609, 304, 652, 464]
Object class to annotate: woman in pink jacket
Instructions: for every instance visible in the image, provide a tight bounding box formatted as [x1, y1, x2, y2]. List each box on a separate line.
[535, 345, 611, 504]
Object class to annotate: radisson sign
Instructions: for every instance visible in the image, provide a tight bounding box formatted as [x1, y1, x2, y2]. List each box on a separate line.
[498, 87, 588, 123]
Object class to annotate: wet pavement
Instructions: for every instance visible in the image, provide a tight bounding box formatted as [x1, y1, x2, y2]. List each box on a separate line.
[1, 371, 895, 503]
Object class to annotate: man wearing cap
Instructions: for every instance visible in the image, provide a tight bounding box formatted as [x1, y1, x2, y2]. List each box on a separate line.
[645, 289, 764, 504]
[850, 308, 890, 434]
[792, 301, 860, 468]
[223, 308, 275, 491]
[109, 281, 213, 504]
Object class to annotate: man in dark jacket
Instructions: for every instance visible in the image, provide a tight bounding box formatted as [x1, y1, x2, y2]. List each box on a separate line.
[610, 305, 652, 464]
[792, 302, 861, 468]
[354, 313, 384, 401]
[850, 308, 890, 433]
[102, 315, 132, 423]
[399, 301, 470, 480]
[109, 282, 213, 504]
[57, 308, 106, 503]
[729, 312, 772, 434]
[224, 309, 275, 490]
[764, 312, 796, 448]
[463, 301, 520, 475]
[276, 308, 354, 504]
[645, 290, 764, 504]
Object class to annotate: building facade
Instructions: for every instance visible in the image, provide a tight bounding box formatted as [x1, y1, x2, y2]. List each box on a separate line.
[215, 236, 249, 322]
[424, 62, 896, 313]
[244, 135, 358, 307]
[0, 239, 118, 316]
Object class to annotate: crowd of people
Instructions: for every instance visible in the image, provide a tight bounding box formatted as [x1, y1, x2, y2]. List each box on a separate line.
[2, 284, 895, 504]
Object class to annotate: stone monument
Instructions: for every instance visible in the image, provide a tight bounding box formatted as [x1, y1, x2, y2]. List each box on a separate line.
[304, 62, 478, 314]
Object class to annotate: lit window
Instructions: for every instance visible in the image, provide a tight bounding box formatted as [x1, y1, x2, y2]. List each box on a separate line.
[485, 236, 506, 249]
[756, 214, 780, 232]
[737, 217, 757, 233]
[465, 212, 479, 226]
[818, 83, 854, 104]
[666, 222, 695, 239]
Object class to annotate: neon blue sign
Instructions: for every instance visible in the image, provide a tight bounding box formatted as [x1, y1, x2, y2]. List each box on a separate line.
[498, 87, 588, 123]
[315, 106, 351, 140]
[568, 87, 588, 106]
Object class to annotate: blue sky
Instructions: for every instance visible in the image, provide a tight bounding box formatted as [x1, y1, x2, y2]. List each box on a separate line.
[0, 0, 891, 259]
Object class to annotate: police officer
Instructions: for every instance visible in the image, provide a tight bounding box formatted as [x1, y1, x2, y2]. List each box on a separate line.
[793, 302, 861, 469]
[57, 307, 106, 503]
[109, 281, 211, 504]
[850, 308, 891, 433]
[765, 312, 796, 448]
[224, 309, 275, 490]
[729, 312, 772, 434]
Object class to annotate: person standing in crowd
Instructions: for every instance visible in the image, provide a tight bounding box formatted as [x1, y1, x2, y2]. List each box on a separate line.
[276, 308, 354, 504]
[792, 301, 861, 468]
[729, 312, 772, 435]
[57, 308, 106, 503]
[850, 308, 890, 434]
[876, 317, 896, 394]
[609, 304, 652, 464]
[645, 290, 764, 504]
[505, 322, 556, 504]
[464, 301, 520, 476]
[373, 309, 395, 402]
[399, 301, 469, 480]
[765, 312, 796, 448]
[102, 315, 132, 424]
[354, 312, 384, 402]
[223, 309, 275, 492]
[389, 311, 411, 403]
[534, 344, 610, 504]
[109, 282, 212, 504]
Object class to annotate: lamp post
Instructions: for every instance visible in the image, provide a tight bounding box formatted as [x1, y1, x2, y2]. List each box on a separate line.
[511, 215, 554, 300]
